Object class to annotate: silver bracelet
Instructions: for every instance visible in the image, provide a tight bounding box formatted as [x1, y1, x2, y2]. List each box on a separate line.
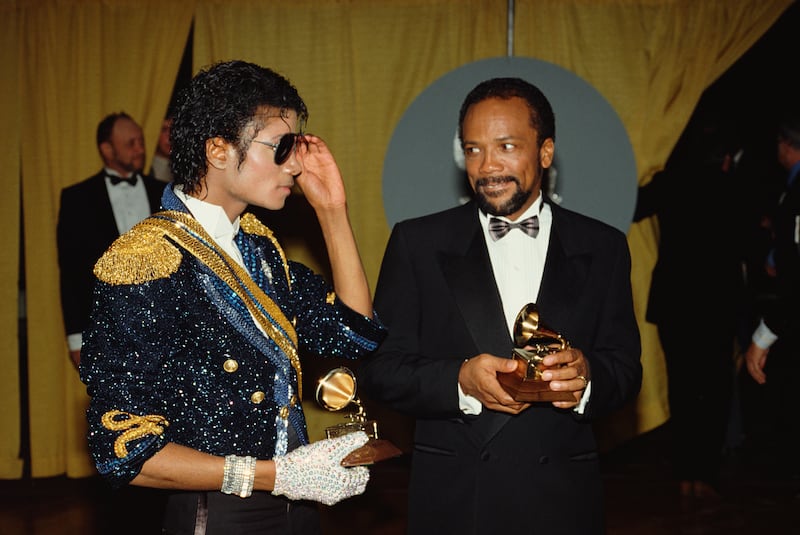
[221, 454, 257, 498]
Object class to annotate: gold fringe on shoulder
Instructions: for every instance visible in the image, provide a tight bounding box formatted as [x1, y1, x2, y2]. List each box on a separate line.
[94, 222, 183, 285]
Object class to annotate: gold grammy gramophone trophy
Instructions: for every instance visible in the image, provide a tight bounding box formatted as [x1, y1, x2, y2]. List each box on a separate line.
[496, 303, 575, 402]
[315, 366, 402, 466]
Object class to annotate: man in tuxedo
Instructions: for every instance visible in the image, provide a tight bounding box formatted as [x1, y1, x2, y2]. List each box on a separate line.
[633, 116, 747, 500]
[56, 112, 164, 368]
[358, 77, 642, 534]
[744, 112, 800, 471]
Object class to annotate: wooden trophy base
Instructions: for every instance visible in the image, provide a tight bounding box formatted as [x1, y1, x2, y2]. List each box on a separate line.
[325, 420, 403, 466]
[341, 439, 403, 467]
[497, 357, 575, 402]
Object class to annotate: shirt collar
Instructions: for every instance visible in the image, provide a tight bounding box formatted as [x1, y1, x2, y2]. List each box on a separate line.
[173, 186, 241, 243]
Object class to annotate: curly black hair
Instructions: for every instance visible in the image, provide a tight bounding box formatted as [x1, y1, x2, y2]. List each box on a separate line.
[170, 60, 308, 194]
[457, 77, 555, 149]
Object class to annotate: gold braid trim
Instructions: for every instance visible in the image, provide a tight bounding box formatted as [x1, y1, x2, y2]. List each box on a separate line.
[240, 213, 291, 287]
[94, 224, 183, 285]
[145, 211, 303, 397]
[101, 410, 169, 459]
[240, 212, 335, 310]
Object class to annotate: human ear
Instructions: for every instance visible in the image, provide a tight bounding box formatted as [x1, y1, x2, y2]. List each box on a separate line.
[539, 138, 555, 168]
[99, 141, 113, 163]
[206, 137, 229, 170]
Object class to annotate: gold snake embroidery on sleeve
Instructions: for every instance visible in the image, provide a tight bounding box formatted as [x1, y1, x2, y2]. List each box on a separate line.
[101, 410, 170, 459]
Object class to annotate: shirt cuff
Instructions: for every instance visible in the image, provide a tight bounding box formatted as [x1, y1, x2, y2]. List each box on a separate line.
[752, 319, 778, 349]
[574, 380, 592, 414]
[458, 383, 483, 415]
[67, 333, 82, 352]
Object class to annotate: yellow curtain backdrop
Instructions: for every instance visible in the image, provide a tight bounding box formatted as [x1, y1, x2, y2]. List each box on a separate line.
[19, 0, 194, 478]
[515, 0, 792, 443]
[5, 0, 792, 481]
[0, 0, 22, 480]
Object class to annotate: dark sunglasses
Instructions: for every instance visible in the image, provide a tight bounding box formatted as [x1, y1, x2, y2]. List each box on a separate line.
[252, 133, 304, 165]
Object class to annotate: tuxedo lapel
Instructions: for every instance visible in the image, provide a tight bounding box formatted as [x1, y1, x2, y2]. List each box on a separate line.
[89, 172, 123, 240]
[537, 206, 586, 331]
[438, 208, 510, 357]
[437, 206, 513, 443]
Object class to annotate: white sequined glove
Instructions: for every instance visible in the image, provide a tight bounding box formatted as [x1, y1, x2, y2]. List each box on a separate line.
[272, 431, 370, 506]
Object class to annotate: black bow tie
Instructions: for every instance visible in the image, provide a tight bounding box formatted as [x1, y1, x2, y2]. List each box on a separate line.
[488, 215, 540, 241]
[107, 173, 138, 186]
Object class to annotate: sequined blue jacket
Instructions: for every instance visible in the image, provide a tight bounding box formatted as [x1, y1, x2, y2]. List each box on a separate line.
[80, 186, 386, 488]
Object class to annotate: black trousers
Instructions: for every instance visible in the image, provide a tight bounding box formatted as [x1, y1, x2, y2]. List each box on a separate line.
[738, 335, 800, 475]
[161, 490, 321, 535]
[658, 320, 736, 485]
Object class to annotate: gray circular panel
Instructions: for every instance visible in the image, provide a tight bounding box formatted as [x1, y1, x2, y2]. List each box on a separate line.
[382, 57, 637, 233]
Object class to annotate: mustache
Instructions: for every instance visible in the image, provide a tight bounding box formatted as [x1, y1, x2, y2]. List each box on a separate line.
[475, 176, 519, 188]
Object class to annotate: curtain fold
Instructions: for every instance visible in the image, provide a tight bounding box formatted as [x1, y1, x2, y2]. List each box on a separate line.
[19, 0, 194, 478]
[0, 0, 23, 480]
[4, 0, 793, 481]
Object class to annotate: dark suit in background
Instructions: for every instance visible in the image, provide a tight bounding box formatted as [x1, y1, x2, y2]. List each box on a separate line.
[56, 170, 163, 342]
[57, 112, 163, 368]
[633, 119, 747, 497]
[743, 113, 800, 474]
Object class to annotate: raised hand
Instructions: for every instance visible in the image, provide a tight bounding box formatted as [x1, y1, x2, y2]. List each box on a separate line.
[295, 134, 346, 211]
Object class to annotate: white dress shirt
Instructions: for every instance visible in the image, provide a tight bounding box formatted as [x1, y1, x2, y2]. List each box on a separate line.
[482, 196, 551, 334]
[104, 168, 152, 235]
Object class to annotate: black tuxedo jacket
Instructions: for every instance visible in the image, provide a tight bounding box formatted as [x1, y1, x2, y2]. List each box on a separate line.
[56, 170, 164, 336]
[634, 164, 747, 328]
[359, 200, 641, 535]
[764, 175, 800, 343]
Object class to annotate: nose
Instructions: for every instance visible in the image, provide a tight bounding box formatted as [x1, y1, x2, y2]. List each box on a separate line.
[282, 147, 303, 176]
[478, 148, 502, 174]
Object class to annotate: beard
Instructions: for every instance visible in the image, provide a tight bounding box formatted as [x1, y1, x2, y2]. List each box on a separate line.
[473, 175, 532, 217]
[116, 157, 145, 175]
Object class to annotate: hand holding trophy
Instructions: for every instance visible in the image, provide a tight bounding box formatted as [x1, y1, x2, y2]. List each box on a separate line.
[496, 303, 574, 402]
[315, 367, 402, 466]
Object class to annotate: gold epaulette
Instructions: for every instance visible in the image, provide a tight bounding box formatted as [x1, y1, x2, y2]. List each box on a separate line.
[240, 212, 274, 239]
[94, 221, 183, 285]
